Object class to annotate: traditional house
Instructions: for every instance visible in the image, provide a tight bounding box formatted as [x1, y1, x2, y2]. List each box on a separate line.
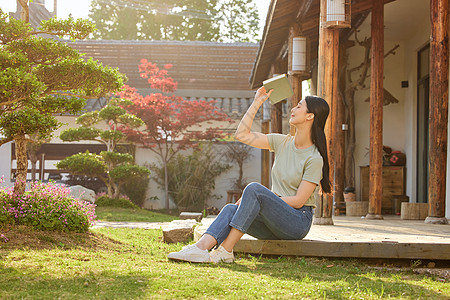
[251, 0, 449, 224]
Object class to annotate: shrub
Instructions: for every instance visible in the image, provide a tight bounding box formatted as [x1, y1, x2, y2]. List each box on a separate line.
[95, 194, 138, 209]
[151, 143, 231, 212]
[0, 182, 96, 232]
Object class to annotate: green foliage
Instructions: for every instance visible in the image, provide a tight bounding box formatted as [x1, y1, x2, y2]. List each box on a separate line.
[59, 99, 146, 199]
[59, 127, 102, 142]
[217, 0, 260, 42]
[56, 151, 107, 179]
[0, 8, 125, 194]
[95, 195, 137, 209]
[0, 182, 96, 232]
[151, 144, 230, 211]
[88, 0, 260, 42]
[110, 164, 150, 207]
[110, 164, 150, 184]
[89, 0, 220, 41]
[120, 175, 150, 208]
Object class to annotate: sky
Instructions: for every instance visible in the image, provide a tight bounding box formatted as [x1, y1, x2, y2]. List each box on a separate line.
[1, 0, 270, 38]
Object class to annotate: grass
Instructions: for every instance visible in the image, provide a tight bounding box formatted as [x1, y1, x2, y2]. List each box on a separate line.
[0, 225, 449, 299]
[94, 207, 178, 222]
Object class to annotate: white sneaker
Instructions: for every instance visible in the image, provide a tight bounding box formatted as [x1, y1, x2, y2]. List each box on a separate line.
[167, 244, 210, 263]
[210, 245, 234, 263]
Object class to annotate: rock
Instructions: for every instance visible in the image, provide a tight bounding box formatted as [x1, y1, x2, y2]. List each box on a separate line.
[163, 220, 198, 243]
[179, 212, 203, 222]
[69, 185, 96, 203]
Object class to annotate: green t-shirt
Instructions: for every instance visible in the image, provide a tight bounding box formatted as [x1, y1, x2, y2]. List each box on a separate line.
[267, 133, 323, 208]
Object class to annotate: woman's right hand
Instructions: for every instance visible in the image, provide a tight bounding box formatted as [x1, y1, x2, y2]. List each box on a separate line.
[253, 86, 273, 106]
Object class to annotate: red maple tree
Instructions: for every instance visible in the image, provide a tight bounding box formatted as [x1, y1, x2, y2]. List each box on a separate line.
[118, 60, 231, 210]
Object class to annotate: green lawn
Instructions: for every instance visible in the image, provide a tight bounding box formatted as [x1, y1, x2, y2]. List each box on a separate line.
[0, 226, 448, 299]
[95, 207, 178, 222]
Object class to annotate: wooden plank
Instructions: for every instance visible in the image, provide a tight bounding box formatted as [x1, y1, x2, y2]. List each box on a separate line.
[367, 0, 384, 219]
[427, 0, 449, 222]
[234, 239, 450, 260]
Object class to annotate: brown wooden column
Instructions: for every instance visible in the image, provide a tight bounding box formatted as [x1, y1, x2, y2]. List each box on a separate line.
[261, 120, 270, 188]
[334, 44, 347, 215]
[366, 0, 384, 220]
[289, 75, 302, 136]
[288, 24, 303, 136]
[271, 63, 283, 134]
[315, 0, 340, 225]
[426, 0, 449, 224]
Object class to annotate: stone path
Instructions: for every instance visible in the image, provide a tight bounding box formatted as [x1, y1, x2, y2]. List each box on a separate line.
[91, 221, 171, 230]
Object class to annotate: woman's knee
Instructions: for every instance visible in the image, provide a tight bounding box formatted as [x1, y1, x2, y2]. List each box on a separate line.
[244, 182, 265, 194]
[220, 203, 238, 215]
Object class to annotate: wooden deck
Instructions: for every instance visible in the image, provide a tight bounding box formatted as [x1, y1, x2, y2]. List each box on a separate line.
[194, 215, 450, 260]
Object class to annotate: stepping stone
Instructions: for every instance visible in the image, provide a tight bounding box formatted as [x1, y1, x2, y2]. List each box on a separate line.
[179, 212, 203, 222]
[163, 220, 198, 243]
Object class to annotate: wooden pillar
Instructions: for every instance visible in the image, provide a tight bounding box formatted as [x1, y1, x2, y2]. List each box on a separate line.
[271, 63, 283, 134]
[426, 0, 449, 224]
[289, 75, 303, 136]
[261, 120, 270, 188]
[271, 103, 283, 133]
[334, 44, 347, 215]
[314, 0, 339, 225]
[288, 24, 303, 136]
[366, 0, 384, 220]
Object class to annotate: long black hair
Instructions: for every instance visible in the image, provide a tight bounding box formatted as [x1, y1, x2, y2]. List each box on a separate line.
[304, 95, 331, 193]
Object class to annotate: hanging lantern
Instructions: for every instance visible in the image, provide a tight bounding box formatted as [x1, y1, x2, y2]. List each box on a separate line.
[288, 36, 309, 76]
[321, 0, 351, 29]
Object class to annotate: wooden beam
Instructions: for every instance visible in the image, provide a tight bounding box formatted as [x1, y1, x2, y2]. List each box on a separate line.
[351, 0, 396, 15]
[314, 0, 340, 225]
[366, 0, 384, 220]
[426, 0, 449, 225]
[234, 239, 450, 260]
[296, 0, 314, 23]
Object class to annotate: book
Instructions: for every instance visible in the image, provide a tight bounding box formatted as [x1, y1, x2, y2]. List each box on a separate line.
[262, 74, 293, 105]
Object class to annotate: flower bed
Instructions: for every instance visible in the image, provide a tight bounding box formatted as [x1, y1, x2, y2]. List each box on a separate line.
[0, 180, 95, 232]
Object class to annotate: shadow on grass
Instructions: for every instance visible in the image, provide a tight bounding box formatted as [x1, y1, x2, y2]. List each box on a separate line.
[0, 225, 123, 252]
[194, 255, 446, 299]
[0, 266, 150, 299]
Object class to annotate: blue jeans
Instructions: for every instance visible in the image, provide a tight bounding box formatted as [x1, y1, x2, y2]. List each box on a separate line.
[205, 182, 313, 245]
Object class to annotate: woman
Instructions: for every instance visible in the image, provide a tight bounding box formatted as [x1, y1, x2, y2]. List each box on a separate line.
[168, 86, 331, 263]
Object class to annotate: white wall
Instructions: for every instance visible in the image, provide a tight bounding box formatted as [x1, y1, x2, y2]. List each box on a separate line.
[0, 142, 12, 188]
[136, 119, 264, 210]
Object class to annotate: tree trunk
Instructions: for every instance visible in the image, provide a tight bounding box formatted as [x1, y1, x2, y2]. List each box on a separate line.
[164, 160, 170, 211]
[27, 143, 38, 182]
[18, 0, 29, 23]
[344, 87, 356, 188]
[13, 136, 28, 195]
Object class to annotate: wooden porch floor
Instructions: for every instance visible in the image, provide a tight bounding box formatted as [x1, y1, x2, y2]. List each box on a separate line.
[194, 215, 450, 260]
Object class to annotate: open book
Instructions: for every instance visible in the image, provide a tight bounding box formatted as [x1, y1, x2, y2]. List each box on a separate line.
[262, 74, 293, 105]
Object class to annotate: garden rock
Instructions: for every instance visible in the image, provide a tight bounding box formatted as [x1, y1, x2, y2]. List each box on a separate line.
[69, 185, 96, 203]
[179, 212, 203, 222]
[163, 220, 198, 243]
